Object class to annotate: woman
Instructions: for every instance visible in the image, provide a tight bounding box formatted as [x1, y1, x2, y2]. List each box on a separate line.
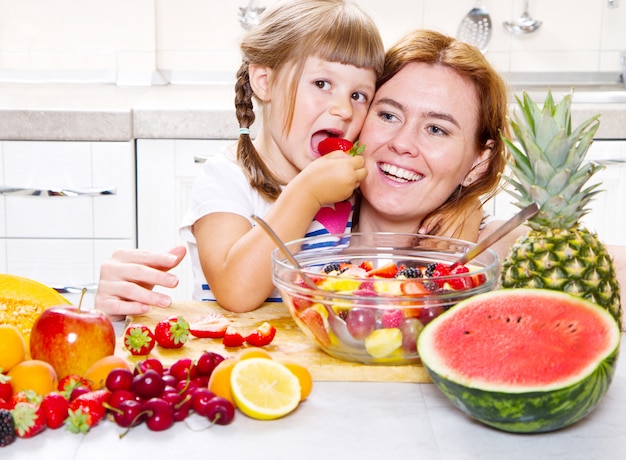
[95, 30, 625, 318]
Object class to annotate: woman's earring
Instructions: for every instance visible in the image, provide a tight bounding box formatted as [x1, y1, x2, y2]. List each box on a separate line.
[463, 176, 473, 186]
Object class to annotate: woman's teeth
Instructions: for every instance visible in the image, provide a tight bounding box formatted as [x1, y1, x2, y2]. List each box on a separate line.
[379, 163, 422, 183]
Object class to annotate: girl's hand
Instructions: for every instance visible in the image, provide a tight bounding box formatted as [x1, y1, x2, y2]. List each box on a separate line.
[95, 246, 186, 321]
[297, 152, 367, 206]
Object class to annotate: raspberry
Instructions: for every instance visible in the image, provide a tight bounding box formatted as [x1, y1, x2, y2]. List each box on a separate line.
[0, 409, 16, 447]
[381, 309, 403, 328]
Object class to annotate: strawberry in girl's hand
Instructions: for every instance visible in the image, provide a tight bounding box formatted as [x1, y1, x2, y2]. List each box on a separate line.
[66, 389, 111, 434]
[155, 315, 190, 349]
[318, 138, 365, 156]
[123, 325, 156, 355]
[41, 392, 69, 429]
[11, 402, 46, 438]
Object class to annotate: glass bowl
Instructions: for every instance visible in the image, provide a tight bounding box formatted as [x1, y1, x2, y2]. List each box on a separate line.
[272, 232, 499, 365]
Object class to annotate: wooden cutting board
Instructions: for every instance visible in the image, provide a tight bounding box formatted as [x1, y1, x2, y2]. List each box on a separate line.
[114, 301, 431, 383]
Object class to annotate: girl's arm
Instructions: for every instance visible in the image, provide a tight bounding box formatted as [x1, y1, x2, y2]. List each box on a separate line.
[194, 153, 366, 312]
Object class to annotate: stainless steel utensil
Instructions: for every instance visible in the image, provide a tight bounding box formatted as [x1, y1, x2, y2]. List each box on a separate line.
[251, 214, 366, 350]
[457, 0, 492, 53]
[451, 202, 539, 268]
[504, 0, 542, 34]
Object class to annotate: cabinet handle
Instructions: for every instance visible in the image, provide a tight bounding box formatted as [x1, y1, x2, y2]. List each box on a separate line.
[53, 284, 98, 294]
[194, 156, 208, 164]
[0, 186, 117, 196]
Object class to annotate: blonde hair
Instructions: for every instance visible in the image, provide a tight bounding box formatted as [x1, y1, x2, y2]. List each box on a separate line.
[234, 0, 384, 201]
[379, 29, 510, 239]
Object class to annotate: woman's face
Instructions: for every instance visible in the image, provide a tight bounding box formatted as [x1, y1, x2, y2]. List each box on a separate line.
[358, 62, 489, 230]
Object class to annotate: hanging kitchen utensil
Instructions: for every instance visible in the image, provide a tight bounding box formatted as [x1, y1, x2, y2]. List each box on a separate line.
[457, 0, 492, 53]
[504, 0, 542, 34]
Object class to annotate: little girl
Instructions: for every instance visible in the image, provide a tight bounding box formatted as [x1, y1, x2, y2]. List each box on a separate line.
[179, 0, 384, 312]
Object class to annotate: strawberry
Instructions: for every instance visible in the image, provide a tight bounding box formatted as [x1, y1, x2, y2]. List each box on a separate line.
[448, 264, 475, 290]
[400, 280, 430, 296]
[0, 373, 12, 403]
[58, 374, 92, 398]
[9, 390, 41, 410]
[245, 322, 277, 347]
[222, 326, 246, 347]
[189, 313, 231, 339]
[366, 262, 399, 278]
[123, 324, 156, 355]
[41, 392, 69, 429]
[66, 389, 111, 434]
[11, 401, 46, 438]
[299, 307, 331, 347]
[154, 315, 190, 349]
[318, 138, 365, 156]
[381, 309, 403, 328]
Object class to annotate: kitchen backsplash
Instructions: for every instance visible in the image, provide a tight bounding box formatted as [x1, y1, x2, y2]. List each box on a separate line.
[0, 0, 624, 85]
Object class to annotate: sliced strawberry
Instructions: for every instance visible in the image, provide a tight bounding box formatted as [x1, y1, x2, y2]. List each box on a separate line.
[400, 280, 431, 296]
[66, 389, 111, 434]
[245, 322, 277, 347]
[318, 137, 353, 155]
[154, 315, 190, 349]
[448, 264, 475, 290]
[366, 262, 398, 278]
[41, 392, 69, 429]
[299, 307, 331, 347]
[222, 326, 246, 347]
[359, 261, 374, 271]
[123, 324, 156, 355]
[11, 401, 46, 438]
[189, 313, 231, 339]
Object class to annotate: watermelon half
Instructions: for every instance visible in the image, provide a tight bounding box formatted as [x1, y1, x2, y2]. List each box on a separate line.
[417, 288, 621, 433]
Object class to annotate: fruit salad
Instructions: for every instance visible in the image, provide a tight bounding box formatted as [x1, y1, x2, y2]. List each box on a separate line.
[283, 259, 489, 364]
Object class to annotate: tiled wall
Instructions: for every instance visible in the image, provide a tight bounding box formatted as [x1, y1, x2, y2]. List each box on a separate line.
[0, 0, 624, 85]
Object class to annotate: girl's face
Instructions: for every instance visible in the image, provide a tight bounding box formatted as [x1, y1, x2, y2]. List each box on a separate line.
[358, 62, 490, 231]
[258, 56, 377, 182]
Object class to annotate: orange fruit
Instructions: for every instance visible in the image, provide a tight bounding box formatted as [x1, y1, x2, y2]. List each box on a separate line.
[281, 361, 313, 401]
[0, 324, 27, 372]
[208, 358, 237, 404]
[8, 359, 58, 396]
[83, 355, 130, 390]
[237, 347, 272, 360]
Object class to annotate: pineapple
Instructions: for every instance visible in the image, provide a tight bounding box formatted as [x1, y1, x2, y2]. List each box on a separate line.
[500, 91, 622, 329]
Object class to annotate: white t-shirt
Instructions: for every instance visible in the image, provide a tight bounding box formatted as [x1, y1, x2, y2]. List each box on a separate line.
[180, 143, 355, 302]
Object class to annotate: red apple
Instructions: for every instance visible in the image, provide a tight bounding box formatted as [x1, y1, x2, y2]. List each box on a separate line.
[29, 305, 116, 380]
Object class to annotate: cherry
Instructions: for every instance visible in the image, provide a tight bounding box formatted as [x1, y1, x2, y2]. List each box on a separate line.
[168, 358, 197, 382]
[193, 376, 209, 388]
[162, 391, 192, 422]
[106, 368, 134, 392]
[113, 399, 146, 428]
[191, 388, 216, 416]
[143, 397, 175, 431]
[175, 378, 199, 398]
[134, 358, 164, 376]
[162, 374, 178, 388]
[69, 385, 90, 401]
[108, 389, 137, 410]
[205, 396, 235, 426]
[195, 351, 225, 377]
[132, 369, 166, 399]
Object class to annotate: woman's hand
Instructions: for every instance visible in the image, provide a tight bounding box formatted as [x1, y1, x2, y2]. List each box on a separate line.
[95, 246, 186, 321]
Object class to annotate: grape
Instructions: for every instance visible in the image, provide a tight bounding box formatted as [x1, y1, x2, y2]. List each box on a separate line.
[345, 307, 377, 340]
[399, 317, 424, 353]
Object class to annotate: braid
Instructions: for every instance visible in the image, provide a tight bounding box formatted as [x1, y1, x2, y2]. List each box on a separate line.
[234, 62, 282, 201]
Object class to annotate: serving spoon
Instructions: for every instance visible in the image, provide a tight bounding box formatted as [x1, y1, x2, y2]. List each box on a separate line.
[251, 215, 366, 350]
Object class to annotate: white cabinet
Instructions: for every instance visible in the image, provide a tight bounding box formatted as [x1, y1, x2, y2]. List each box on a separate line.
[136, 139, 235, 300]
[0, 140, 136, 304]
[489, 140, 626, 246]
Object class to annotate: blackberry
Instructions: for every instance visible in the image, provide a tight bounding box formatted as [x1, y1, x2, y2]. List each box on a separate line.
[0, 409, 16, 447]
[397, 266, 423, 278]
[425, 263, 437, 278]
[323, 262, 348, 274]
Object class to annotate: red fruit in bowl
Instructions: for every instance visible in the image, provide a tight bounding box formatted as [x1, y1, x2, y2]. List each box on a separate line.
[29, 305, 116, 380]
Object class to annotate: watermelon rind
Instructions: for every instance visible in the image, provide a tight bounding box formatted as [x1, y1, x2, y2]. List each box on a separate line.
[418, 288, 621, 433]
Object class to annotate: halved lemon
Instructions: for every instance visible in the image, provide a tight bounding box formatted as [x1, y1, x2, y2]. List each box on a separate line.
[230, 357, 301, 420]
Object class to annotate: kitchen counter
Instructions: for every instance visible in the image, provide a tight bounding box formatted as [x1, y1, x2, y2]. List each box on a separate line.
[0, 83, 625, 141]
[3, 331, 625, 460]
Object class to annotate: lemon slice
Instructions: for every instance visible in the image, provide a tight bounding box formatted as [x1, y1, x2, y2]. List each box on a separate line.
[230, 357, 301, 420]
